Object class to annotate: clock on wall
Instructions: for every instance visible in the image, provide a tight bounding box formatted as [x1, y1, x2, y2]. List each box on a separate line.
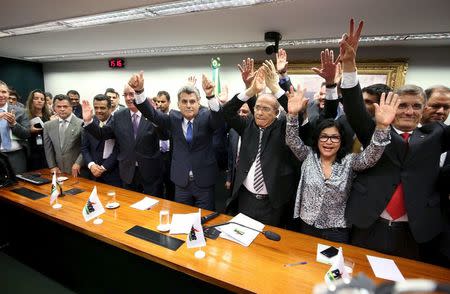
[108, 58, 125, 68]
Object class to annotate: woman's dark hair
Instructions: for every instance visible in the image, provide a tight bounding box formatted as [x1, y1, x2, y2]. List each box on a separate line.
[311, 118, 349, 163]
[26, 89, 51, 121]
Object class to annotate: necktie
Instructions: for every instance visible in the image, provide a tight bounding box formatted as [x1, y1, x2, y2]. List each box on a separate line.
[385, 133, 410, 220]
[0, 109, 12, 151]
[160, 140, 169, 152]
[59, 119, 68, 149]
[99, 120, 105, 128]
[132, 113, 139, 138]
[186, 121, 193, 145]
[253, 128, 265, 193]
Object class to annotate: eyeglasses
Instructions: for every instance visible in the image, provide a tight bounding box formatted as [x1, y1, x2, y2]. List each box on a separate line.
[319, 135, 341, 143]
[428, 103, 450, 111]
[254, 105, 274, 113]
[398, 103, 423, 111]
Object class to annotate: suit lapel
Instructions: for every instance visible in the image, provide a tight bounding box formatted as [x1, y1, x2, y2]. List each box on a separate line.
[404, 127, 427, 164]
[192, 116, 200, 148]
[383, 130, 405, 168]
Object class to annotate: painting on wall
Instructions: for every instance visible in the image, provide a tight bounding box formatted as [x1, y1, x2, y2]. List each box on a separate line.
[257, 59, 408, 99]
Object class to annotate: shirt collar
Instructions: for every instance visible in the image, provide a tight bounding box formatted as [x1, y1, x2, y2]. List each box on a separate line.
[183, 117, 194, 125]
[59, 113, 73, 123]
[130, 110, 141, 117]
[392, 123, 422, 135]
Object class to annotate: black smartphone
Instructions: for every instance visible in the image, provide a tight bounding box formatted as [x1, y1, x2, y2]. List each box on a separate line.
[203, 227, 220, 240]
[64, 188, 84, 195]
[320, 246, 339, 258]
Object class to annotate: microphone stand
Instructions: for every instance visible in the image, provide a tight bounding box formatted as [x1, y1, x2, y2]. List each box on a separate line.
[204, 221, 281, 241]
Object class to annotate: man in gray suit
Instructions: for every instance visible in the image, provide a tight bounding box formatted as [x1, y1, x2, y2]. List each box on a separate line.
[44, 94, 83, 177]
[0, 81, 30, 174]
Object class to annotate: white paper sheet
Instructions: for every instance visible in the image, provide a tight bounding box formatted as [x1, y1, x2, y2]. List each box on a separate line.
[217, 213, 264, 247]
[367, 255, 405, 282]
[130, 197, 159, 210]
[169, 213, 198, 235]
[30, 116, 45, 128]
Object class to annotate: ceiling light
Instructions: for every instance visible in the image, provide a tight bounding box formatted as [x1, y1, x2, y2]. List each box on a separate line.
[22, 32, 450, 62]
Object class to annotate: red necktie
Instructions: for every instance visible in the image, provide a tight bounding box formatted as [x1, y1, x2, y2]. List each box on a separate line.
[386, 133, 410, 220]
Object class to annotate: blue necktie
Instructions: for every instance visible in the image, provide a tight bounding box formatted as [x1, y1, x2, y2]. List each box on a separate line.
[186, 121, 193, 145]
[0, 109, 12, 151]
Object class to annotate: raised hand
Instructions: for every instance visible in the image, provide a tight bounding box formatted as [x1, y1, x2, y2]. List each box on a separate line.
[262, 60, 280, 93]
[202, 74, 215, 97]
[81, 100, 93, 123]
[287, 85, 308, 116]
[311, 49, 340, 85]
[339, 19, 364, 72]
[237, 58, 255, 88]
[218, 85, 229, 105]
[128, 71, 144, 91]
[276, 48, 288, 74]
[374, 92, 400, 129]
[245, 68, 266, 97]
[187, 76, 197, 87]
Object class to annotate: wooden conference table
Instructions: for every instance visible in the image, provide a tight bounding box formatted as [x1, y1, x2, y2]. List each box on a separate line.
[0, 171, 449, 293]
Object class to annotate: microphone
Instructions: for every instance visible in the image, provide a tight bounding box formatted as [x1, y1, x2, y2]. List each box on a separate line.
[201, 211, 220, 224]
[204, 221, 281, 241]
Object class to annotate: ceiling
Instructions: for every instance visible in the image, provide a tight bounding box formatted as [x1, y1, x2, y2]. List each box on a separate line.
[0, 0, 449, 62]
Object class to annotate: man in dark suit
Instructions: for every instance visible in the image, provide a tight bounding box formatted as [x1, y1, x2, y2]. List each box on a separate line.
[154, 90, 175, 200]
[105, 88, 126, 115]
[67, 90, 82, 119]
[129, 72, 224, 210]
[225, 103, 250, 192]
[82, 84, 168, 197]
[81, 94, 121, 187]
[339, 19, 450, 259]
[0, 81, 30, 174]
[223, 66, 299, 227]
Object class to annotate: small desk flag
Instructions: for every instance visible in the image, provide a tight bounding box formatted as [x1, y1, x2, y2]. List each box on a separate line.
[186, 209, 206, 249]
[82, 186, 105, 222]
[49, 172, 60, 205]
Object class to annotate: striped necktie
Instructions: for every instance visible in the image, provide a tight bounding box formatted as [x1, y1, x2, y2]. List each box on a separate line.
[253, 128, 265, 193]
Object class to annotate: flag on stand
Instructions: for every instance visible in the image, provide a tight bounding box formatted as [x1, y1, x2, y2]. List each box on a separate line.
[324, 248, 350, 285]
[186, 209, 206, 249]
[49, 172, 60, 205]
[82, 186, 105, 222]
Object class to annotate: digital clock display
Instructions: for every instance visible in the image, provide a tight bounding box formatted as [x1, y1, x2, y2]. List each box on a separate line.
[109, 58, 125, 68]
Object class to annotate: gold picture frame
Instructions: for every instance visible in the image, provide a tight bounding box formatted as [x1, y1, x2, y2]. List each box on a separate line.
[283, 59, 408, 97]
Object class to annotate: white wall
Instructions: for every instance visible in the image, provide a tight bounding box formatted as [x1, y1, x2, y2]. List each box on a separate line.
[43, 45, 450, 112]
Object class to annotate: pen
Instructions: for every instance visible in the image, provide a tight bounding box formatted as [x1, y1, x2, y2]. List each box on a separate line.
[284, 261, 307, 267]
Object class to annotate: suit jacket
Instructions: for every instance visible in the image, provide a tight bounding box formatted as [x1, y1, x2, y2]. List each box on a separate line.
[223, 94, 299, 210]
[81, 116, 121, 185]
[135, 99, 224, 188]
[226, 128, 240, 184]
[84, 108, 167, 184]
[2, 105, 30, 152]
[43, 114, 83, 174]
[342, 84, 450, 243]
